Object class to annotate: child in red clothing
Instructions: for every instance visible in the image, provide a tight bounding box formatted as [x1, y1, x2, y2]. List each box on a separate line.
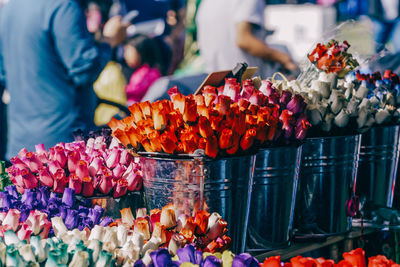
[124, 34, 163, 105]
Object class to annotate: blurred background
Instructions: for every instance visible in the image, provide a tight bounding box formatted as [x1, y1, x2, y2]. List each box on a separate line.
[1, 0, 399, 160]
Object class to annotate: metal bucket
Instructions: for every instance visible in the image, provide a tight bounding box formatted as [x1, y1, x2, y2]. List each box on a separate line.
[246, 145, 302, 252]
[87, 191, 145, 218]
[356, 125, 400, 208]
[295, 134, 361, 235]
[140, 154, 256, 253]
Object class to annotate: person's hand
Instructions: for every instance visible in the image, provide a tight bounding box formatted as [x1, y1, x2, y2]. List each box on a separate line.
[102, 16, 129, 48]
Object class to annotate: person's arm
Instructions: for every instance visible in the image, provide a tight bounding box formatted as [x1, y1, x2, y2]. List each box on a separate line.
[235, 21, 297, 71]
[51, 1, 125, 88]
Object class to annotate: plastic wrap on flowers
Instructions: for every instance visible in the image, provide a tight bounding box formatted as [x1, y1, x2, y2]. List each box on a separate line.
[7, 135, 143, 199]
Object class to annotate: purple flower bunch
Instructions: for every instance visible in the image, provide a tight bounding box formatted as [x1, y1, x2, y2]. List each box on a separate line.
[0, 185, 113, 236]
[134, 244, 260, 267]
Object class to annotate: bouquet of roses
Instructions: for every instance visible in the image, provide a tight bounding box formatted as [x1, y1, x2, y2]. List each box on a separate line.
[7, 135, 142, 198]
[108, 79, 310, 158]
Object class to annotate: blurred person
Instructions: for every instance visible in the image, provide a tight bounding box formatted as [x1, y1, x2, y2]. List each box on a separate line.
[0, 0, 127, 159]
[123, 34, 163, 105]
[196, 0, 298, 78]
[369, 0, 400, 52]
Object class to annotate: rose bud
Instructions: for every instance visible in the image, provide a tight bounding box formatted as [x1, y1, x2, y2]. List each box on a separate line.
[23, 152, 43, 173]
[194, 210, 210, 235]
[148, 132, 162, 153]
[152, 222, 168, 244]
[259, 80, 273, 96]
[199, 138, 207, 150]
[238, 98, 250, 111]
[240, 79, 255, 99]
[120, 207, 135, 227]
[52, 169, 67, 193]
[38, 166, 54, 188]
[334, 109, 350, 128]
[160, 133, 177, 154]
[10, 156, 28, 171]
[226, 133, 240, 155]
[113, 164, 126, 180]
[39, 220, 51, 239]
[3, 209, 20, 231]
[322, 113, 335, 132]
[219, 129, 233, 150]
[205, 135, 219, 158]
[126, 171, 142, 191]
[150, 209, 161, 228]
[135, 217, 151, 240]
[16, 223, 32, 242]
[152, 106, 167, 131]
[295, 115, 311, 141]
[76, 160, 90, 179]
[280, 110, 295, 130]
[67, 150, 80, 173]
[168, 233, 186, 256]
[221, 78, 239, 100]
[136, 208, 147, 219]
[375, 108, 391, 125]
[54, 145, 67, 168]
[98, 173, 113, 195]
[20, 169, 38, 189]
[119, 150, 132, 166]
[128, 103, 144, 122]
[113, 178, 128, 198]
[216, 95, 231, 116]
[68, 173, 82, 194]
[169, 86, 185, 113]
[248, 91, 263, 106]
[307, 105, 323, 126]
[88, 157, 103, 177]
[81, 176, 94, 197]
[198, 116, 213, 139]
[112, 129, 131, 148]
[194, 94, 205, 106]
[106, 149, 121, 170]
[197, 105, 209, 119]
[343, 248, 366, 267]
[202, 85, 217, 107]
[160, 204, 176, 229]
[240, 128, 257, 151]
[183, 98, 198, 123]
[207, 218, 228, 241]
[287, 94, 305, 115]
[280, 90, 293, 107]
[142, 139, 153, 152]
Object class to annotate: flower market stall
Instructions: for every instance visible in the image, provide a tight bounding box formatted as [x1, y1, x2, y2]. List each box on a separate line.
[1, 39, 400, 267]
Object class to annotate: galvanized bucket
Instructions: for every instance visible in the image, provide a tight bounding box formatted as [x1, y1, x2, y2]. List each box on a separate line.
[140, 154, 256, 253]
[356, 125, 400, 208]
[295, 134, 361, 235]
[87, 191, 145, 218]
[246, 145, 302, 252]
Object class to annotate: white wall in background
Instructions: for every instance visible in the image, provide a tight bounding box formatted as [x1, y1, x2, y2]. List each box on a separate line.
[264, 4, 336, 62]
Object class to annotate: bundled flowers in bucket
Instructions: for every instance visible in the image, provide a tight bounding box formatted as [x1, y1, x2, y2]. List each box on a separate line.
[0, 185, 113, 240]
[272, 39, 400, 136]
[298, 39, 359, 88]
[108, 79, 310, 158]
[260, 248, 399, 267]
[7, 135, 142, 197]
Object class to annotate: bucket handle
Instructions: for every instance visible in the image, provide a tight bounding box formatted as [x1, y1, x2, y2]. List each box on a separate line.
[266, 72, 290, 84]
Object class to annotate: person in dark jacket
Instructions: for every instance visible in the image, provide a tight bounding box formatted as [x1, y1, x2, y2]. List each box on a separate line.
[368, 0, 400, 52]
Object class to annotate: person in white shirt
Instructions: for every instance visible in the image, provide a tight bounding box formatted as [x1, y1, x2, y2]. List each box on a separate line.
[196, 0, 297, 78]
